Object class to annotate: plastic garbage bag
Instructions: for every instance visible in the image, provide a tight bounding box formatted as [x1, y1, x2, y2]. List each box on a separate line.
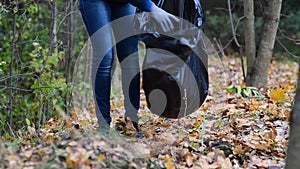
[135, 0, 208, 118]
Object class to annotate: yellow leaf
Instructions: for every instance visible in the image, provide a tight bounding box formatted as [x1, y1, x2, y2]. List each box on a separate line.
[98, 154, 105, 163]
[157, 117, 164, 123]
[79, 120, 90, 126]
[66, 157, 74, 168]
[270, 87, 288, 102]
[165, 159, 175, 169]
[161, 155, 175, 169]
[271, 111, 278, 116]
[196, 115, 203, 123]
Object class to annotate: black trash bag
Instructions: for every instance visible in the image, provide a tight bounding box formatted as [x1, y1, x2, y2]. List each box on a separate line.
[136, 0, 208, 118]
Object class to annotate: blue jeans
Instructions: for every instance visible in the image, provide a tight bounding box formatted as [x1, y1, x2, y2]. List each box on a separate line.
[79, 0, 140, 125]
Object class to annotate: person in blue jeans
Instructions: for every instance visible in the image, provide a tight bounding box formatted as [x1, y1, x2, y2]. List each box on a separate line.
[79, 0, 178, 138]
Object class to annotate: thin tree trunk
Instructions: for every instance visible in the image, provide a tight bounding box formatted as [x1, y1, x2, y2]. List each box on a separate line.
[38, 0, 57, 128]
[285, 66, 300, 169]
[65, 1, 74, 114]
[246, 0, 282, 87]
[48, 0, 57, 56]
[243, 0, 256, 85]
[9, 1, 18, 130]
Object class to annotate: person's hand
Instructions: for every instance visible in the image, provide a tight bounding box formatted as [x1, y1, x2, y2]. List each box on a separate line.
[149, 5, 180, 33]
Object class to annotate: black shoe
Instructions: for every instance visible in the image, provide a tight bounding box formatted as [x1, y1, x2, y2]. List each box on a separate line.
[125, 117, 144, 138]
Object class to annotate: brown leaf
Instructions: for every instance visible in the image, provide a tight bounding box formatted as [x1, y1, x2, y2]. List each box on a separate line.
[67, 150, 84, 168]
[255, 144, 270, 152]
[185, 153, 195, 167]
[234, 145, 244, 154]
[162, 123, 171, 128]
[268, 127, 277, 140]
[158, 132, 176, 145]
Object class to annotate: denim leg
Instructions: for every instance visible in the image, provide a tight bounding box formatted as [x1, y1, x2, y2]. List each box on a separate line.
[79, 0, 114, 125]
[111, 3, 140, 122]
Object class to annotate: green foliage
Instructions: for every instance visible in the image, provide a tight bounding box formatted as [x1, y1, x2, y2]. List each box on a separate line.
[227, 85, 264, 99]
[0, 0, 86, 136]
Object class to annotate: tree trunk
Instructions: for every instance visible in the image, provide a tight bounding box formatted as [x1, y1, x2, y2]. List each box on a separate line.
[285, 66, 300, 169]
[65, 1, 75, 114]
[246, 0, 282, 87]
[243, 0, 256, 81]
[9, 1, 18, 130]
[48, 0, 57, 57]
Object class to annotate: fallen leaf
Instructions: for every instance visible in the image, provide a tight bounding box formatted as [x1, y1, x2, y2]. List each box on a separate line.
[98, 154, 105, 163]
[79, 120, 90, 127]
[162, 155, 175, 169]
[270, 87, 287, 103]
[234, 145, 244, 154]
[162, 123, 171, 128]
[185, 152, 195, 167]
[68, 141, 78, 147]
[268, 127, 277, 140]
[159, 132, 176, 145]
[23, 150, 33, 158]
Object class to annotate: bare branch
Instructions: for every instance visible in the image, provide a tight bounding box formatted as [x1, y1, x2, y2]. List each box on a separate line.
[227, 0, 241, 47]
[57, 10, 79, 33]
[0, 38, 44, 49]
[213, 38, 226, 57]
[0, 72, 38, 82]
[7, 122, 16, 138]
[235, 16, 245, 32]
[276, 37, 300, 59]
[0, 86, 32, 92]
[278, 28, 300, 46]
[214, 7, 229, 12]
[211, 37, 234, 56]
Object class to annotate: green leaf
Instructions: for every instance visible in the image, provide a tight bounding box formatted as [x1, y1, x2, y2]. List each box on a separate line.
[236, 85, 242, 97]
[4, 142, 14, 147]
[241, 88, 248, 97]
[217, 119, 223, 128]
[179, 131, 186, 136]
[226, 85, 236, 92]
[52, 99, 57, 105]
[25, 118, 31, 126]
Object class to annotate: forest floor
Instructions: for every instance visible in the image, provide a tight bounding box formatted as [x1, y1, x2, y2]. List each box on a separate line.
[0, 55, 298, 169]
